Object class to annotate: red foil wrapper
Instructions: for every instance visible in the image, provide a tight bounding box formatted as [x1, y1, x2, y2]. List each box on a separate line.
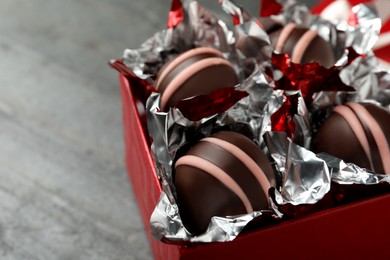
[268, 49, 359, 139]
[270, 93, 299, 139]
[109, 59, 157, 105]
[167, 0, 184, 29]
[260, 0, 283, 17]
[270, 49, 360, 105]
[176, 87, 248, 121]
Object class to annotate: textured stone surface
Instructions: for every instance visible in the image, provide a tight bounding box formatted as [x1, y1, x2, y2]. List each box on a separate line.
[0, 0, 313, 259]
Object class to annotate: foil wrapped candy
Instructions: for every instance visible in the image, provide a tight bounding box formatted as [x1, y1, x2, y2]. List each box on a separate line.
[110, 0, 280, 242]
[147, 66, 284, 242]
[120, 0, 239, 83]
[254, 0, 390, 214]
[111, 0, 390, 243]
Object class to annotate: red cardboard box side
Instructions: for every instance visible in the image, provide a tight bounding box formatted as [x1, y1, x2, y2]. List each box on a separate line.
[119, 74, 390, 259]
[180, 193, 390, 259]
[119, 75, 181, 259]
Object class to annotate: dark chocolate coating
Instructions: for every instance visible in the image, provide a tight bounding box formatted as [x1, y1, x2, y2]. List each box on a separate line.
[269, 24, 335, 67]
[258, 17, 283, 35]
[157, 52, 219, 94]
[155, 48, 239, 111]
[312, 102, 390, 174]
[174, 131, 275, 235]
[235, 35, 267, 58]
[166, 63, 238, 109]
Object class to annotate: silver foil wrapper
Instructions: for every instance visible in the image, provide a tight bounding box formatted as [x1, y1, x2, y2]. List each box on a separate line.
[340, 51, 390, 107]
[312, 2, 388, 110]
[317, 153, 389, 185]
[220, 0, 272, 62]
[333, 3, 390, 109]
[272, 1, 390, 215]
[265, 131, 389, 210]
[219, 0, 251, 24]
[345, 3, 381, 55]
[234, 19, 272, 62]
[265, 131, 331, 205]
[151, 192, 269, 243]
[148, 67, 283, 242]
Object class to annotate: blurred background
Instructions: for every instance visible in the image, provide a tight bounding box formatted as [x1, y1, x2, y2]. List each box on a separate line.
[0, 0, 315, 259]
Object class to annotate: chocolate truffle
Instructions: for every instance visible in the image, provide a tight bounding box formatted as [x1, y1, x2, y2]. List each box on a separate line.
[269, 23, 335, 67]
[312, 102, 390, 174]
[154, 47, 239, 111]
[174, 131, 276, 235]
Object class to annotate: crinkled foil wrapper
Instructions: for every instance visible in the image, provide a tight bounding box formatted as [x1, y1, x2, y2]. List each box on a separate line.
[121, 0, 239, 83]
[258, 1, 390, 207]
[264, 131, 331, 206]
[265, 131, 390, 208]
[270, 1, 390, 110]
[148, 66, 284, 242]
[340, 51, 390, 108]
[120, 0, 390, 243]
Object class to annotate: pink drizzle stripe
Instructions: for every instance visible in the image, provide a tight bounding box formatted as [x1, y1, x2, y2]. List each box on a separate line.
[333, 105, 375, 171]
[201, 137, 271, 200]
[175, 155, 254, 213]
[347, 103, 390, 174]
[275, 23, 296, 53]
[160, 57, 232, 110]
[291, 29, 318, 63]
[155, 47, 223, 90]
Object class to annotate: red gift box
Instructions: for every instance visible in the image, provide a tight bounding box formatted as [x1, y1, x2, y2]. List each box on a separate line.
[119, 73, 390, 259]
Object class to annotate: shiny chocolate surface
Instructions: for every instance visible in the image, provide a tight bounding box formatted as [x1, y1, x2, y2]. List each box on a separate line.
[174, 131, 275, 235]
[312, 102, 390, 174]
[270, 23, 335, 67]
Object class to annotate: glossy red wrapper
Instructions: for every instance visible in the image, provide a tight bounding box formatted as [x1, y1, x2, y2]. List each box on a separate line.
[268, 49, 357, 137]
[109, 59, 157, 105]
[270, 51, 358, 105]
[259, 0, 283, 17]
[168, 0, 184, 29]
[270, 93, 298, 139]
[175, 87, 248, 121]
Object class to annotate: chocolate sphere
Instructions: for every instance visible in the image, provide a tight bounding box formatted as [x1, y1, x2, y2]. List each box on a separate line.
[154, 47, 239, 111]
[174, 131, 276, 235]
[312, 102, 390, 174]
[269, 23, 335, 67]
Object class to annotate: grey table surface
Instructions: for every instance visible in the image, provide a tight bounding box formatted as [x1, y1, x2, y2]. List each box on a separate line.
[0, 0, 313, 259]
